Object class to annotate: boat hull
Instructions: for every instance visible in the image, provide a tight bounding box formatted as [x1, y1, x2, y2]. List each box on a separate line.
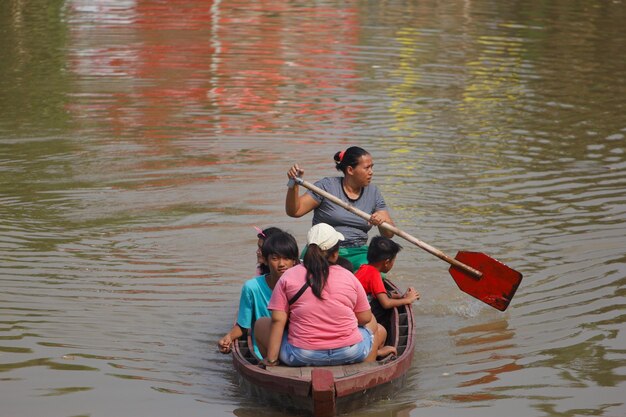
[231, 279, 415, 416]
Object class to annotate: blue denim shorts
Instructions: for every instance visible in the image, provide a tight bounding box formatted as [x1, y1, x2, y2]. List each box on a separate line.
[278, 327, 373, 366]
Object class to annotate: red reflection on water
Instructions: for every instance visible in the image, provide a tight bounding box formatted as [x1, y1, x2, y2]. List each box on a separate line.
[67, 0, 361, 141]
[457, 359, 522, 388]
[449, 319, 523, 401]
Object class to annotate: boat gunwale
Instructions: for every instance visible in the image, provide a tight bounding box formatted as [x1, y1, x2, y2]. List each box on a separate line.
[231, 279, 415, 412]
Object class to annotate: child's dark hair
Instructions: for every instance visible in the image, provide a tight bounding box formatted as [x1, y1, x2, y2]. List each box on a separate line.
[303, 242, 340, 299]
[257, 226, 282, 240]
[334, 146, 370, 173]
[258, 227, 285, 274]
[367, 236, 402, 264]
[261, 231, 300, 263]
[334, 256, 354, 273]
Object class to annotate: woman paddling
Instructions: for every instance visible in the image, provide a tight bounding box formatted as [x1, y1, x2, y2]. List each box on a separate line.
[286, 146, 395, 271]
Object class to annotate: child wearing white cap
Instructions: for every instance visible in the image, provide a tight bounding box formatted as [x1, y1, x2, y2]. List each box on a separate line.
[255, 223, 395, 367]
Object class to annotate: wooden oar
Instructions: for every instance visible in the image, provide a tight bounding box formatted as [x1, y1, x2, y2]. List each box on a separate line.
[294, 177, 523, 311]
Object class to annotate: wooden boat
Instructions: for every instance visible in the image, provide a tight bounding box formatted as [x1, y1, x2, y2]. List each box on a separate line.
[231, 279, 415, 416]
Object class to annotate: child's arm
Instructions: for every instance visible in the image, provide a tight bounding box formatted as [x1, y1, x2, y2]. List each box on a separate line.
[389, 291, 403, 299]
[374, 287, 420, 309]
[262, 311, 288, 366]
[218, 324, 245, 354]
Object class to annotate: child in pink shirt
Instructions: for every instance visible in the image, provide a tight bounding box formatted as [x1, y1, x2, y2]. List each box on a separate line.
[255, 223, 395, 366]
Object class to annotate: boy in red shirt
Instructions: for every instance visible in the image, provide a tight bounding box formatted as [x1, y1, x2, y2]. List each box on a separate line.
[355, 236, 420, 309]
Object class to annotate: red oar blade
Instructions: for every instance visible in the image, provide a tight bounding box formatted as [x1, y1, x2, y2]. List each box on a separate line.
[449, 251, 523, 311]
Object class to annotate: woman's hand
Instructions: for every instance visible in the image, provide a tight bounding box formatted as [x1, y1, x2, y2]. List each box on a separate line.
[369, 212, 385, 226]
[371, 210, 394, 238]
[287, 164, 304, 180]
[285, 164, 319, 217]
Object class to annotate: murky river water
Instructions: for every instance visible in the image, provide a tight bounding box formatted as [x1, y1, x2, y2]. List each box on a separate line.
[1, 1, 625, 416]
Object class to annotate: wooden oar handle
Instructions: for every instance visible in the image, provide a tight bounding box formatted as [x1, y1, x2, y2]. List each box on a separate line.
[295, 178, 482, 278]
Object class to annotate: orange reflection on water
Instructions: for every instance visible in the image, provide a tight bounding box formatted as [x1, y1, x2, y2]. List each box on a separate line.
[456, 358, 522, 388]
[449, 319, 522, 402]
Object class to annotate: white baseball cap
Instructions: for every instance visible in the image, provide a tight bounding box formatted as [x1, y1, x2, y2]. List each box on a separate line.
[307, 223, 345, 251]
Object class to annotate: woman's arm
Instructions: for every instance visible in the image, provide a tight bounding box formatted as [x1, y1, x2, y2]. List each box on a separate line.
[263, 310, 288, 366]
[286, 188, 319, 217]
[218, 324, 244, 354]
[285, 164, 320, 217]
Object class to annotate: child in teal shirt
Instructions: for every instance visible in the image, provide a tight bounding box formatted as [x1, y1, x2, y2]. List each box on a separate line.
[218, 230, 299, 358]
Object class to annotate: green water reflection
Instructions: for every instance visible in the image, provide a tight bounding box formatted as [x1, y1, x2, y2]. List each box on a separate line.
[0, 0, 71, 136]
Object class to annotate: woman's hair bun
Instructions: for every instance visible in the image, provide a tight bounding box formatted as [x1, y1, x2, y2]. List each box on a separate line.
[333, 146, 368, 172]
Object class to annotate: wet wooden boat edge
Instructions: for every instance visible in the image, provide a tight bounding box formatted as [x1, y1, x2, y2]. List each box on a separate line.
[231, 279, 416, 416]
